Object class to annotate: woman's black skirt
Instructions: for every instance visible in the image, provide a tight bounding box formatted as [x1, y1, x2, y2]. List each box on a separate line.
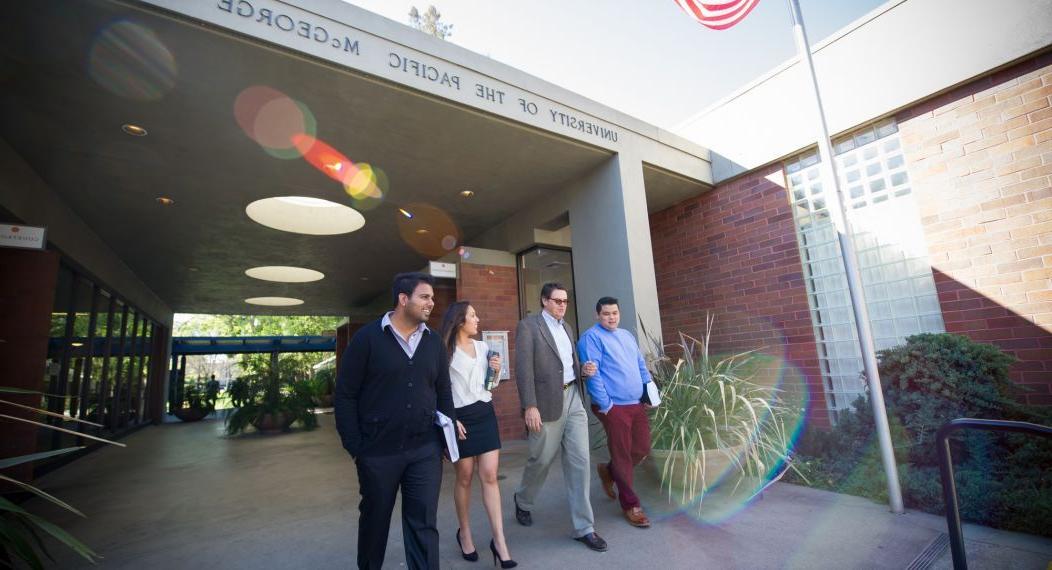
[455, 400, 501, 458]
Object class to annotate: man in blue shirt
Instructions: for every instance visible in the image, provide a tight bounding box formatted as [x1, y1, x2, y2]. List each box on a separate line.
[577, 296, 653, 528]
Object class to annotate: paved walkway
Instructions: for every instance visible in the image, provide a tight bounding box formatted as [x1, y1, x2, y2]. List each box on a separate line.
[28, 415, 1052, 569]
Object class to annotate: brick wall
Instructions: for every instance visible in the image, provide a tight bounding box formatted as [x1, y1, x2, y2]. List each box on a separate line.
[649, 166, 828, 426]
[899, 52, 1052, 405]
[456, 262, 526, 441]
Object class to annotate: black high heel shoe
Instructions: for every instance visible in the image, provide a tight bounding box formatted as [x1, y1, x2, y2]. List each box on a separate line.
[489, 539, 517, 568]
[457, 528, 478, 562]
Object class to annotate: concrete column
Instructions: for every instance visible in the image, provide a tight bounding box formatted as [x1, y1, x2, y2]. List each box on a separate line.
[568, 153, 661, 343]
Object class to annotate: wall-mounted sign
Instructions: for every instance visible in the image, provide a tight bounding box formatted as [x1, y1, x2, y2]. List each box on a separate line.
[430, 261, 456, 279]
[0, 224, 46, 250]
[481, 330, 511, 381]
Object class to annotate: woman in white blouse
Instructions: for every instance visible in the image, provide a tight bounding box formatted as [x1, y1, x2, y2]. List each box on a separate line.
[440, 301, 516, 568]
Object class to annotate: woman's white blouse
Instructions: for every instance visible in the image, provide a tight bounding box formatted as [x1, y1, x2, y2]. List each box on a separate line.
[449, 339, 493, 408]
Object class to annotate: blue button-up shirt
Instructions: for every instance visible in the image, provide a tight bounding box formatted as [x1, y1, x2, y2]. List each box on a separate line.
[381, 311, 429, 357]
[541, 310, 576, 383]
[577, 324, 651, 413]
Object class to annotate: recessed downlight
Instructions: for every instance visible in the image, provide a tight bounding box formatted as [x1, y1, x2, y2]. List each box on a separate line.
[416, 228, 429, 234]
[245, 196, 364, 235]
[245, 266, 324, 283]
[398, 208, 413, 218]
[459, 190, 474, 197]
[245, 296, 304, 306]
[156, 197, 175, 206]
[122, 123, 148, 136]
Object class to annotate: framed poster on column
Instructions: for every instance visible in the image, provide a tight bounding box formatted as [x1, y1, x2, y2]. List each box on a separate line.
[481, 330, 510, 380]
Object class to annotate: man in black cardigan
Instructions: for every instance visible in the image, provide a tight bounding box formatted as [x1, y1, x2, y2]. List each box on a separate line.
[336, 272, 456, 570]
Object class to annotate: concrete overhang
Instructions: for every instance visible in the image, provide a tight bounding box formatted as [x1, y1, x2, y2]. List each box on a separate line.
[0, 0, 711, 315]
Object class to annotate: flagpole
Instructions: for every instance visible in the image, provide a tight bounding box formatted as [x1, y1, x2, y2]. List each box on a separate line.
[785, 0, 904, 513]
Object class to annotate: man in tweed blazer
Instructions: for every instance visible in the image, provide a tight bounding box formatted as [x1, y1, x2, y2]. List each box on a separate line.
[512, 282, 607, 552]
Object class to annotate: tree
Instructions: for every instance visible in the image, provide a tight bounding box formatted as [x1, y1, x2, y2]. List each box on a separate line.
[408, 5, 453, 40]
[174, 314, 343, 380]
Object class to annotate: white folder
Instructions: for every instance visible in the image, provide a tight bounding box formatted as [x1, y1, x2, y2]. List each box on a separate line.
[435, 411, 460, 462]
[644, 382, 662, 407]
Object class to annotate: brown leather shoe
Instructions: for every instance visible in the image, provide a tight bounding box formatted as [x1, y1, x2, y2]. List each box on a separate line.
[597, 463, 616, 500]
[624, 507, 651, 528]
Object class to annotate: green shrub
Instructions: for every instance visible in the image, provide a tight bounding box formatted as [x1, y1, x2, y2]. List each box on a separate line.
[787, 333, 1052, 537]
[877, 333, 1043, 466]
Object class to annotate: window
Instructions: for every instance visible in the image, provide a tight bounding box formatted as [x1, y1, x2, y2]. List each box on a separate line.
[785, 119, 945, 413]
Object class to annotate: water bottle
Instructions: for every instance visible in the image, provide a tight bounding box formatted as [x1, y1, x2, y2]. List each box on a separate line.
[484, 350, 500, 390]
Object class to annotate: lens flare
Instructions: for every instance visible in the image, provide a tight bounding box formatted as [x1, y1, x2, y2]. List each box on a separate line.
[349, 165, 388, 211]
[89, 20, 177, 100]
[344, 163, 384, 200]
[234, 86, 316, 159]
[293, 135, 353, 183]
[396, 202, 461, 259]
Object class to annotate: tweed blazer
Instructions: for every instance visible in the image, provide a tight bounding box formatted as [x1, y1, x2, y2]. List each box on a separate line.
[514, 313, 586, 422]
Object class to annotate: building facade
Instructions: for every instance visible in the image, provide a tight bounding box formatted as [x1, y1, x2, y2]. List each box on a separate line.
[2, 0, 1051, 478]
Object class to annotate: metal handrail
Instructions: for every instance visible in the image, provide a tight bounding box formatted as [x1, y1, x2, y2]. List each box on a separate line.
[936, 418, 1052, 570]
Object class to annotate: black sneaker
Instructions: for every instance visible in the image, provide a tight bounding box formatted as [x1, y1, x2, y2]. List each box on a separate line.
[513, 493, 532, 527]
[574, 532, 608, 552]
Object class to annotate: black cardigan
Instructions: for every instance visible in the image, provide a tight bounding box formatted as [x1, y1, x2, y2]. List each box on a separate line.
[334, 318, 456, 458]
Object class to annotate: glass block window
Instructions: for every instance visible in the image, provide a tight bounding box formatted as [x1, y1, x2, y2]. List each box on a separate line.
[785, 119, 945, 414]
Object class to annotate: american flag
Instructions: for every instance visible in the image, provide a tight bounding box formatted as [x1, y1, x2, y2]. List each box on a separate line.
[674, 0, 761, 30]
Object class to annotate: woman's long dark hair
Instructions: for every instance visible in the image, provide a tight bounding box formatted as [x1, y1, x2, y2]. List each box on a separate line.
[440, 300, 472, 360]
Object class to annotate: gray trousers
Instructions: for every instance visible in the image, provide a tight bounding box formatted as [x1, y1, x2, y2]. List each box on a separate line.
[515, 386, 595, 537]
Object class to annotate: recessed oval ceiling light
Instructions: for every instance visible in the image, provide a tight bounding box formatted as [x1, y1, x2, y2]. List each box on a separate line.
[274, 196, 340, 208]
[245, 266, 324, 283]
[398, 208, 413, 218]
[459, 190, 475, 197]
[122, 123, 148, 136]
[156, 197, 175, 206]
[415, 228, 429, 234]
[244, 296, 304, 306]
[360, 277, 369, 281]
[188, 266, 199, 272]
[245, 196, 364, 235]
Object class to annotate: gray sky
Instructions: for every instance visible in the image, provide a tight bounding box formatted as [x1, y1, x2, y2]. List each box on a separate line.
[343, 0, 890, 129]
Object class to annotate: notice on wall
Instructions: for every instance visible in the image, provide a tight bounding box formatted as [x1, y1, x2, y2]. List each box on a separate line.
[0, 224, 46, 250]
[481, 330, 511, 380]
[430, 261, 456, 279]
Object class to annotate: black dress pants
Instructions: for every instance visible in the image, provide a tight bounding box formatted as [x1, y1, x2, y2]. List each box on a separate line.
[355, 440, 442, 570]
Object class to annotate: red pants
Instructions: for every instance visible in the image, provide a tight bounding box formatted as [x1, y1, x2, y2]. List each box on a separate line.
[593, 403, 651, 510]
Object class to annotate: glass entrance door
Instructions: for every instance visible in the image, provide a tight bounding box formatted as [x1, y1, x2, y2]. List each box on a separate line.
[517, 247, 578, 336]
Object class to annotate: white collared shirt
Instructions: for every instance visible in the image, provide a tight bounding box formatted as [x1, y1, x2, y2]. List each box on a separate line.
[381, 311, 428, 358]
[449, 339, 493, 408]
[541, 310, 575, 383]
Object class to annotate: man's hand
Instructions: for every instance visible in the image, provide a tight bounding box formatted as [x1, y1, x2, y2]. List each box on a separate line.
[582, 360, 597, 378]
[524, 406, 542, 433]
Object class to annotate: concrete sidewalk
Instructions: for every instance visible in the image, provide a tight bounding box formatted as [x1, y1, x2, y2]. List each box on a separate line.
[27, 415, 1052, 569]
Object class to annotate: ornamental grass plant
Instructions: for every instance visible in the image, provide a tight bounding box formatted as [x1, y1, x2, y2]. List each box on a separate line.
[1, 386, 126, 568]
[646, 316, 802, 508]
